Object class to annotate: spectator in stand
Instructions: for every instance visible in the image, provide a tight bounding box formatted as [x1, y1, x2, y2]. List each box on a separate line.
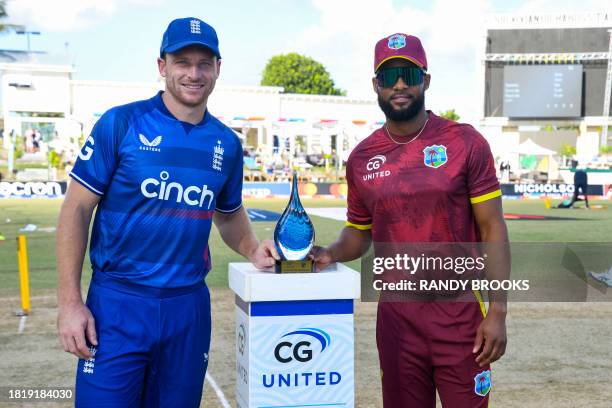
[25, 128, 34, 153]
[33, 129, 42, 152]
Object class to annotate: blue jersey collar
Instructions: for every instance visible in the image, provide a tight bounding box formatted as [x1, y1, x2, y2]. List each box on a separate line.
[153, 91, 211, 128]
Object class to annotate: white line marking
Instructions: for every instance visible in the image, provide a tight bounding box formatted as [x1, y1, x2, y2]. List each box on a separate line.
[205, 372, 231, 408]
[305, 207, 347, 221]
[18, 316, 27, 334]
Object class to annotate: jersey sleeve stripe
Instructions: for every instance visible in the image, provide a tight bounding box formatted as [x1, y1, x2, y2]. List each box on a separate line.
[470, 189, 501, 204]
[69, 172, 104, 196]
[215, 203, 243, 214]
[472, 290, 487, 318]
[345, 221, 372, 230]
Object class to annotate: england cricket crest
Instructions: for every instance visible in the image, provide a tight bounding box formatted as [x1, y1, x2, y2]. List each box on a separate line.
[212, 140, 224, 171]
[423, 145, 447, 168]
[474, 370, 491, 397]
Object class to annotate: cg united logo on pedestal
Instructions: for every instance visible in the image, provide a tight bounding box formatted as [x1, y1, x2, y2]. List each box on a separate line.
[262, 328, 341, 388]
[274, 328, 330, 363]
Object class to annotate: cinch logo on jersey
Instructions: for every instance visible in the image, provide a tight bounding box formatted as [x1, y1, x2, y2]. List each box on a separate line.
[139, 134, 162, 152]
[140, 171, 215, 209]
[263, 328, 341, 388]
[364, 155, 391, 181]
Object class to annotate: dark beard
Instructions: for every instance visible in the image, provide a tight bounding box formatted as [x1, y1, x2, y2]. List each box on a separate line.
[378, 92, 425, 121]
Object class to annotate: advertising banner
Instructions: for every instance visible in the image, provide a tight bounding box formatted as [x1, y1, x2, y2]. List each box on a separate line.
[0, 181, 67, 198]
[500, 183, 605, 198]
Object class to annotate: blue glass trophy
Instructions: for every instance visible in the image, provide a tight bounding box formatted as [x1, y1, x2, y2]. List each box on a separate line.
[273, 171, 315, 273]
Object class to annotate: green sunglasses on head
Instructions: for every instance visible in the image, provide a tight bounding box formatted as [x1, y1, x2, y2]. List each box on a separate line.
[376, 66, 425, 88]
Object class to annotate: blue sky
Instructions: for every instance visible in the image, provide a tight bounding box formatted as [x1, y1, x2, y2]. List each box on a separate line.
[1, 0, 609, 122]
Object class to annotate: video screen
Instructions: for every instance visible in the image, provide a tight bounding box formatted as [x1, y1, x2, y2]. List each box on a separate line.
[503, 65, 582, 118]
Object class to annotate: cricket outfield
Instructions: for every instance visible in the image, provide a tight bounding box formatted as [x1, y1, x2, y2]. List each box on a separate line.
[0, 198, 611, 407]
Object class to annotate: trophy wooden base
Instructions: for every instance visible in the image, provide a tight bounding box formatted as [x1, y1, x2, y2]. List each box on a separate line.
[275, 259, 314, 274]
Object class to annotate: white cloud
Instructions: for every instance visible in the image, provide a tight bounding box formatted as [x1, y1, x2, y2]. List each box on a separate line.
[426, 0, 490, 55]
[5, 0, 166, 32]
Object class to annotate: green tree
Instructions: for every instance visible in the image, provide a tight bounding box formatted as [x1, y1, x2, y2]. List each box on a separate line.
[0, 1, 24, 34]
[438, 109, 460, 121]
[261, 53, 345, 95]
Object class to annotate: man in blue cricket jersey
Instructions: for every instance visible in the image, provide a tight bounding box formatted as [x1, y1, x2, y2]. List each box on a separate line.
[56, 17, 279, 407]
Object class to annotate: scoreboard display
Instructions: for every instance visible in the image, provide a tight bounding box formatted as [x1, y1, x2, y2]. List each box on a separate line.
[502, 65, 583, 118]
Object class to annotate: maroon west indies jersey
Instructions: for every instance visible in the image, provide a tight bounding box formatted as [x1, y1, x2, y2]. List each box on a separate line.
[346, 111, 501, 243]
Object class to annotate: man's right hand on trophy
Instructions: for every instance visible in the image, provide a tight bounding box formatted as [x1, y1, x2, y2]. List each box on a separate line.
[249, 239, 280, 270]
[309, 246, 333, 272]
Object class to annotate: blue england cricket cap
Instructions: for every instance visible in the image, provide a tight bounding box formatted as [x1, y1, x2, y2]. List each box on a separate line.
[160, 17, 221, 58]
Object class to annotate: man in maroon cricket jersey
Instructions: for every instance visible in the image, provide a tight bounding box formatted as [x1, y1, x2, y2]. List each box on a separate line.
[312, 33, 509, 407]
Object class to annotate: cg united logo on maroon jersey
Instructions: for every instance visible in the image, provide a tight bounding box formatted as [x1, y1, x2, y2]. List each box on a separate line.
[366, 155, 386, 171]
[363, 155, 391, 181]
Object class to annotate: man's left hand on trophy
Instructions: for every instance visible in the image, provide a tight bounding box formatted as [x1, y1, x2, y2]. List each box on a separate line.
[309, 246, 333, 272]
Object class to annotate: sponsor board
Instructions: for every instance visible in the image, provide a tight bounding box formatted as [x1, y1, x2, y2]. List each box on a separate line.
[242, 183, 290, 198]
[246, 209, 281, 222]
[7, 181, 607, 201]
[0, 181, 67, 198]
[242, 182, 349, 198]
[501, 183, 605, 198]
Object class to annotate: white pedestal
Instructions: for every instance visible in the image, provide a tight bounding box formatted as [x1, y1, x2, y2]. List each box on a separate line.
[229, 262, 360, 408]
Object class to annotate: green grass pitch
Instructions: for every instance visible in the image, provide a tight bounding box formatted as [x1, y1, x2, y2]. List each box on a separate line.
[0, 198, 610, 296]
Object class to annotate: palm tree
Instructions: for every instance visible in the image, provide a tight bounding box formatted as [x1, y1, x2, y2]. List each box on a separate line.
[428, 149, 437, 165]
[0, 1, 24, 34]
